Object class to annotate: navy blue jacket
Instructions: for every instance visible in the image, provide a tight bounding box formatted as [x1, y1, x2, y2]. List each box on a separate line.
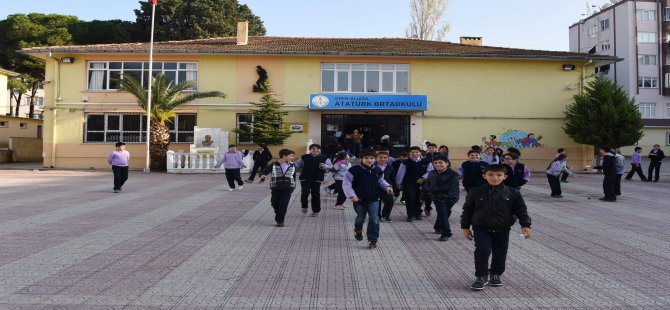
[461, 161, 489, 189]
[349, 164, 384, 203]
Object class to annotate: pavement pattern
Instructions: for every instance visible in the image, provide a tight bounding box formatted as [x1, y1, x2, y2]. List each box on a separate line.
[0, 169, 668, 309]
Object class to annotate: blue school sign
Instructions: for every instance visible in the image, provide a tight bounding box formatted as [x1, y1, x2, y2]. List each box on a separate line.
[309, 94, 428, 111]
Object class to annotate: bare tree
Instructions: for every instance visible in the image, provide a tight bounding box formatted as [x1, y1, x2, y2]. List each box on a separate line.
[406, 0, 450, 41]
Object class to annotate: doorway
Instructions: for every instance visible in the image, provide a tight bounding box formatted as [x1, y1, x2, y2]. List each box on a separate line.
[321, 114, 410, 157]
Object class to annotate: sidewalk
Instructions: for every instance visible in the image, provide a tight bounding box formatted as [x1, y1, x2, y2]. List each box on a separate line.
[0, 170, 668, 309]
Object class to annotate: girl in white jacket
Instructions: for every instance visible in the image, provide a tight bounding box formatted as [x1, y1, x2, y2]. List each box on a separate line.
[546, 154, 574, 197]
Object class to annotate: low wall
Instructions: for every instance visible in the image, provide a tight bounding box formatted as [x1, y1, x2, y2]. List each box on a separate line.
[0, 149, 10, 163]
[9, 137, 43, 163]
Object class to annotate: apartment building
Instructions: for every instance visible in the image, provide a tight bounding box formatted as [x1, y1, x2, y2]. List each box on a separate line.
[570, 0, 670, 151]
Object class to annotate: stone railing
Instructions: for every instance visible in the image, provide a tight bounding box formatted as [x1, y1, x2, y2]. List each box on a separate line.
[166, 150, 252, 174]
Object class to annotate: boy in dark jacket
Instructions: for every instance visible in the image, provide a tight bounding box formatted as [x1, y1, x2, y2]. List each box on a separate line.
[421, 154, 460, 241]
[343, 148, 394, 249]
[376, 151, 396, 222]
[647, 144, 665, 182]
[295, 144, 333, 215]
[461, 164, 532, 291]
[593, 146, 617, 201]
[247, 144, 273, 182]
[502, 152, 530, 190]
[459, 150, 489, 192]
[395, 146, 433, 222]
[259, 149, 296, 227]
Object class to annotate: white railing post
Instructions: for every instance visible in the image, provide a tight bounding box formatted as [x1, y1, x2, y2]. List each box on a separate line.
[166, 151, 175, 171]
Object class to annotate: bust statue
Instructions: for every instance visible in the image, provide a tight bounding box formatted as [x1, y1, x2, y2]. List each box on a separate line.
[202, 135, 214, 147]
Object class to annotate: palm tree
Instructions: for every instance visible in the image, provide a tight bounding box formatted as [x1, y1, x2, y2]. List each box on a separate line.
[118, 73, 226, 171]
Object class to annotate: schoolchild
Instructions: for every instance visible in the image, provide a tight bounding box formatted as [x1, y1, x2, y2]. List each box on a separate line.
[247, 144, 272, 182]
[614, 150, 625, 196]
[342, 148, 394, 249]
[395, 146, 433, 222]
[107, 142, 130, 193]
[392, 151, 409, 204]
[332, 151, 351, 210]
[422, 143, 439, 216]
[375, 151, 396, 222]
[461, 164, 532, 290]
[502, 152, 530, 190]
[215, 144, 247, 191]
[258, 149, 297, 227]
[481, 146, 499, 165]
[421, 154, 460, 241]
[624, 147, 646, 181]
[555, 148, 570, 183]
[295, 144, 333, 215]
[647, 144, 665, 182]
[546, 154, 574, 197]
[593, 146, 617, 202]
[458, 150, 489, 193]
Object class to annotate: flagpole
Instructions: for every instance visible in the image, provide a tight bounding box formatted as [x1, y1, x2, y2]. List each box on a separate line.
[144, 0, 156, 173]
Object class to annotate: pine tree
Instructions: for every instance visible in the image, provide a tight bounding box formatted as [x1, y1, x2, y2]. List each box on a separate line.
[234, 82, 293, 145]
[563, 75, 644, 149]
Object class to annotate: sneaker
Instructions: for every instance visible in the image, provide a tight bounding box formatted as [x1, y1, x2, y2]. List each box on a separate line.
[400, 200, 406, 205]
[275, 222, 284, 227]
[354, 228, 363, 241]
[414, 216, 422, 221]
[237, 185, 243, 190]
[228, 188, 234, 192]
[310, 213, 318, 217]
[245, 180, 253, 183]
[434, 229, 443, 234]
[470, 276, 489, 290]
[384, 217, 393, 223]
[489, 275, 502, 287]
[439, 234, 450, 242]
[113, 189, 120, 193]
[425, 210, 432, 216]
[380, 217, 387, 222]
[335, 205, 345, 210]
[301, 208, 308, 213]
[368, 240, 377, 249]
[406, 216, 414, 222]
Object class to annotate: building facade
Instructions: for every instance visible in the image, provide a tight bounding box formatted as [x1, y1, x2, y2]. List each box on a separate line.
[22, 30, 616, 171]
[569, 0, 670, 152]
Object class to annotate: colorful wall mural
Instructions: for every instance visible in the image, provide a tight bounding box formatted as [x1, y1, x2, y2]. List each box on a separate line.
[482, 129, 544, 149]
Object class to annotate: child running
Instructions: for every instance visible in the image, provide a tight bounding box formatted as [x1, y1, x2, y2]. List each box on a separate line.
[395, 146, 433, 222]
[459, 150, 489, 193]
[258, 149, 297, 227]
[421, 154, 459, 241]
[375, 151, 396, 222]
[461, 164, 532, 290]
[295, 144, 332, 215]
[215, 144, 247, 191]
[332, 151, 351, 210]
[343, 148, 394, 249]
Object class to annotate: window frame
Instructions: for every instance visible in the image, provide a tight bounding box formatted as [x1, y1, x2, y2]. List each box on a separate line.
[167, 114, 197, 144]
[638, 76, 658, 88]
[637, 9, 657, 21]
[637, 32, 657, 43]
[19, 122, 27, 129]
[0, 121, 7, 128]
[236, 113, 255, 144]
[600, 19, 610, 31]
[588, 25, 598, 39]
[638, 102, 657, 118]
[320, 63, 410, 94]
[600, 41, 611, 51]
[83, 113, 196, 144]
[86, 61, 198, 91]
[638, 54, 657, 66]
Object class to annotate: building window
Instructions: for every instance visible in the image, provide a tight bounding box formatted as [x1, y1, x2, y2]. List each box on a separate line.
[665, 73, 670, 88]
[600, 19, 609, 31]
[665, 7, 670, 21]
[167, 114, 196, 143]
[321, 63, 409, 93]
[666, 103, 670, 118]
[638, 76, 658, 88]
[0, 121, 7, 128]
[588, 25, 598, 39]
[87, 61, 198, 91]
[36, 97, 44, 107]
[600, 41, 610, 51]
[84, 113, 195, 143]
[637, 32, 657, 43]
[638, 54, 657, 66]
[19, 122, 27, 129]
[638, 103, 656, 118]
[637, 9, 656, 21]
[236, 113, 254, 144]
[667, 132, 670, 146]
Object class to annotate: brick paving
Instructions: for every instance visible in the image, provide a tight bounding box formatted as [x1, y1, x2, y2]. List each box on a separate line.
[0, 169, 668, 309]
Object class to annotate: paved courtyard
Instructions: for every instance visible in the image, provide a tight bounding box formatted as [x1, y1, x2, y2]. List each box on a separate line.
[0, 169, 668, 309]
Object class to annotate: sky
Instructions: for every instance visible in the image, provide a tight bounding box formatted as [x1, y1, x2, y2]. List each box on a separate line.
[0, 0, 614, 51]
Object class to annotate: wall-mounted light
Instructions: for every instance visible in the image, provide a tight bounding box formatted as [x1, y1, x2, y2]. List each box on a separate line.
[563, 64, 576, 71]
[61, 57, 74, 64]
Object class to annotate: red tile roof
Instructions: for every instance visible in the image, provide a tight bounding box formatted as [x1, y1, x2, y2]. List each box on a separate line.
[20, 36, 618, 61]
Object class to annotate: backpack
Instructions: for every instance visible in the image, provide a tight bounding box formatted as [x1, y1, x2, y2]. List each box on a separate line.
[614, 153, 625, 170]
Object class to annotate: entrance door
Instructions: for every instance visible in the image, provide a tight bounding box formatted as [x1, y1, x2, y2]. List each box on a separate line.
[321, 114, 410, 157]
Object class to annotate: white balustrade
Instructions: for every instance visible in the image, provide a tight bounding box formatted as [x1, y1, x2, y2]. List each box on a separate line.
[167, 150, 252, 174]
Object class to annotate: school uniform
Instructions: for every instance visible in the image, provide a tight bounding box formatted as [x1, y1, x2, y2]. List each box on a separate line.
[546, 160, 573, 196]
[503, 163, 530, 189]
[648, 148, 665, 182]
[625, 151, 646, 181]
[295, 154, 332, 213]
[421, 168, 460, 237]
[248, 148, 272, 181]
[261, 161, 296, 225]
[395, 157, 432, 220]
[107, 150, 130, 191]
[376, 163, 396, 220]
[217, 151, 246, 189]
[459, 161, 489, 192]
[342, 164, 391, 242]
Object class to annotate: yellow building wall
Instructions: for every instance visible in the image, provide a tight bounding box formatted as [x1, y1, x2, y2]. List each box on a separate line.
[620, 128, 669, 155]
[40, 53, 596, 170]
[0, 116, 42, 148]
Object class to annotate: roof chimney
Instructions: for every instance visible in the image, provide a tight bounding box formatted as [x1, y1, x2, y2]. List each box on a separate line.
[237, 21, 249, 45]
[460, 36, 483, 46]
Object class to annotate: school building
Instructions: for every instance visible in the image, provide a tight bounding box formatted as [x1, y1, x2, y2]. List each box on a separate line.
[20, 23, 618, 171]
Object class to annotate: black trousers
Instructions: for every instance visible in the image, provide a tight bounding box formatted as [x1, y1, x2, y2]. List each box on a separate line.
[335, 180, 347, 205]
[559, 171, 569, 182]
[625, 163, 646, 181]
[648, 161, 662, 182]
[271, 188, 293, 224]
[300, 181, 322, 213]
[225, 169, 244, 188]
[380, 192, 395, 218]
[474, 230, 510, 277]
[433, 200, 454, 236]
[423, 197, 432, 212]
[247, 162, 267, 181]
[614, 174, 622, 196]
[602, 173, 617, 200]
[112, 165, 128, 190]
[547, 174, 561, 196]
[403, 182, 422, 218]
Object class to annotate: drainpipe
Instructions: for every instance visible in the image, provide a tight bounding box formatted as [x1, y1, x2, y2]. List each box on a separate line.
[581, 59, 594, 93]
[47, 52, 61, 168]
